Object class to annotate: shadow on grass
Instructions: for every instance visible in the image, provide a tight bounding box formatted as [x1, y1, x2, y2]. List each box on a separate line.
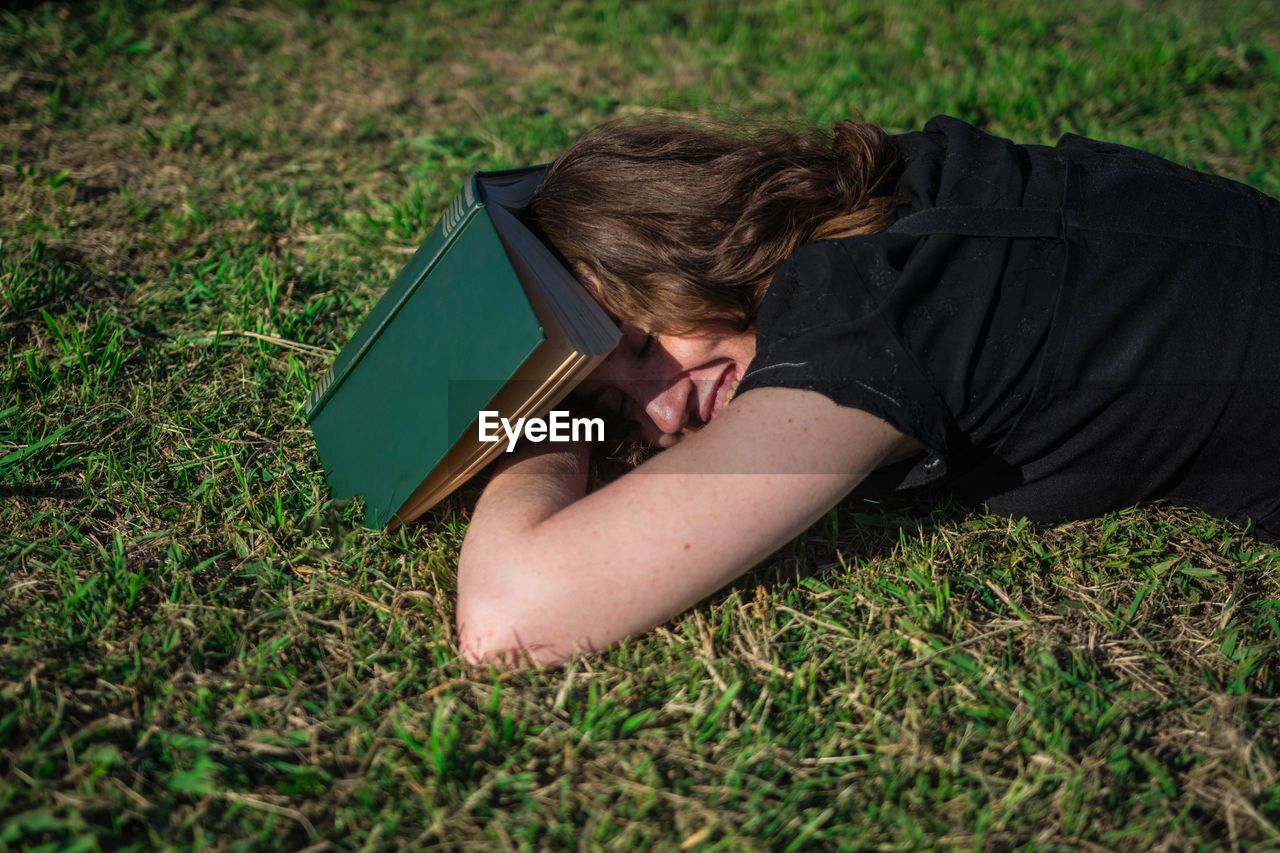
[0, 484, 84, 501]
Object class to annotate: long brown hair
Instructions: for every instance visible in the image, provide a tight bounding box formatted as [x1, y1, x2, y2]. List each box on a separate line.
[529, 116, 897, 334]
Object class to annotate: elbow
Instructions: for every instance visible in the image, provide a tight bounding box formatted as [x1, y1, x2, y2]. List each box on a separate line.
[456, 596, 578, 668]
[455, 554, 583, 668]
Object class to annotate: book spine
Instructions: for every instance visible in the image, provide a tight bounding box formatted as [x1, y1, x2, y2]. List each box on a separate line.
[306, 175, 483, 421]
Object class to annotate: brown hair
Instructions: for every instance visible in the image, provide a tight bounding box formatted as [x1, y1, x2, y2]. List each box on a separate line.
[529, 116, 897, 334]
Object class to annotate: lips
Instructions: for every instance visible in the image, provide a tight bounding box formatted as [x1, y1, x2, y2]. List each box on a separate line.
[701, 363, 741, 425]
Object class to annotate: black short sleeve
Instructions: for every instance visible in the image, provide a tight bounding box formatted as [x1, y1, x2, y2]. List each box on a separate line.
[736, 237, 958, 480]
[737, 215, 1065, 490]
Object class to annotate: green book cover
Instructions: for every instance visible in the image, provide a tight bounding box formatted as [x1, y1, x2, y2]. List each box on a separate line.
[307, 166, 618, 529]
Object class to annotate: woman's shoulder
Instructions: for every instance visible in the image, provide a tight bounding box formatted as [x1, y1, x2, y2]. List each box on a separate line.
[756, 235, 908, 342]
[741, 232, 961, 473]
[884, 116, 1068, 214]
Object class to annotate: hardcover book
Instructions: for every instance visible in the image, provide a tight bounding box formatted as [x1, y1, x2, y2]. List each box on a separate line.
[306, 166, 619, 529]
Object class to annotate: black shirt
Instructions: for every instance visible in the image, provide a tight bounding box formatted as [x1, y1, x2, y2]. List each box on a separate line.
[736, 116, 1280, 540]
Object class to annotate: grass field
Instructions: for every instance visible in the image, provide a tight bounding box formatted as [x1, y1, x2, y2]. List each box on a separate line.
[3, 0, 1280, 849]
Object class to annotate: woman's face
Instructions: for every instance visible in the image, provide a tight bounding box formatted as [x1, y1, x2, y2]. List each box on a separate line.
[576, 322, 757, 448]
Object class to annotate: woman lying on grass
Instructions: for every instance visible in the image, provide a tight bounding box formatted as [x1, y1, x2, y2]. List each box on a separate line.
[456, 115, 1280, 666]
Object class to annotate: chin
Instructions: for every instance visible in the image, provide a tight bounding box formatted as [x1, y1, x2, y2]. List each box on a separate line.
[652, 426, 702, 449]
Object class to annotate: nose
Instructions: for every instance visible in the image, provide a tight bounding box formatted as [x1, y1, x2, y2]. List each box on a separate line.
[579, 348, 690, 442]
[642, 383, 688, 437]
[610, 366, 690, 442]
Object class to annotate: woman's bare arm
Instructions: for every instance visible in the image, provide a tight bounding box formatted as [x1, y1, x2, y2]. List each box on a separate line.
[455, 387, 915, 665]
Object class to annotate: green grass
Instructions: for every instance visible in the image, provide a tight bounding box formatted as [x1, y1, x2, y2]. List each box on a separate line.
[2, 0, 1279, 849]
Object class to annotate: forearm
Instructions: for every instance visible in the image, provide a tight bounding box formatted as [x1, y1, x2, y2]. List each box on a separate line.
[453, 391, 911, 666]
[456, 441, 591, 664]
[467, 441, 590, 534]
